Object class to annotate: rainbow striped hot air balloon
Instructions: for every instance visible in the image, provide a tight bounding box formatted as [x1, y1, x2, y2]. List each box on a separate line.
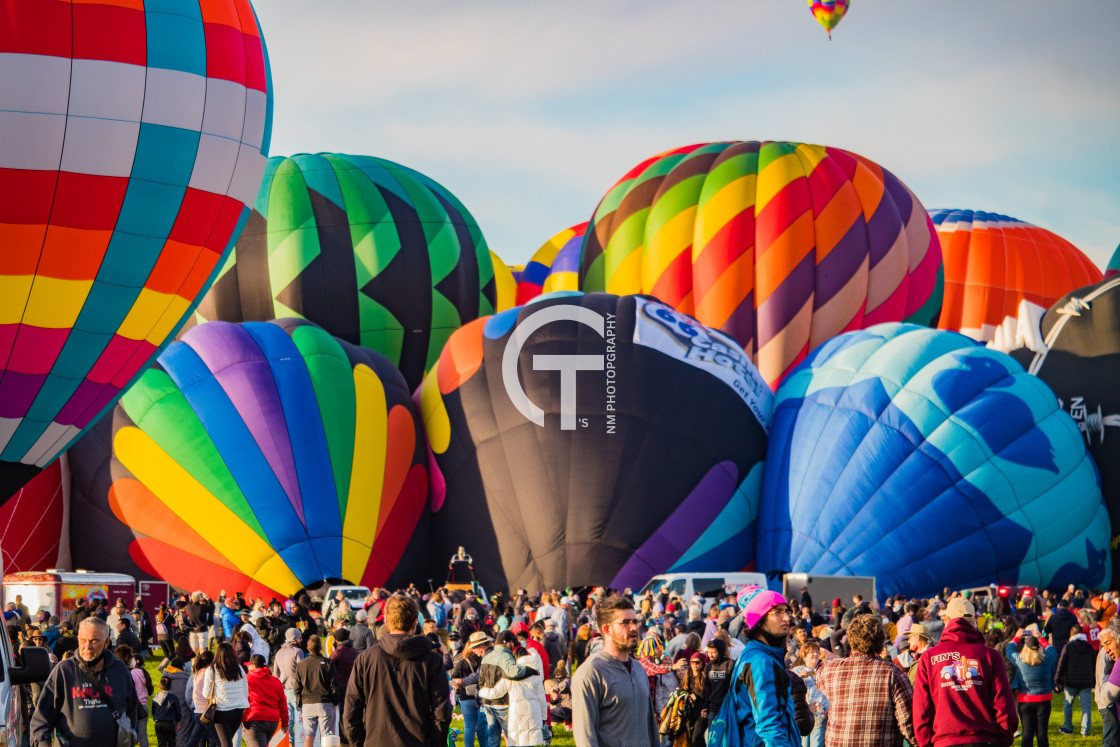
[578, 141, 943, 388]
[515, 223, 587, 305]
[68, 319, 428, 599]
[809, 0, 849, 39]
[0, 0, 273, 498]
[931, 209, 1101, 342]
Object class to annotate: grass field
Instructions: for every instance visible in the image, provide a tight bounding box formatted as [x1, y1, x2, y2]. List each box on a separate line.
[141, 654, 1097, 746]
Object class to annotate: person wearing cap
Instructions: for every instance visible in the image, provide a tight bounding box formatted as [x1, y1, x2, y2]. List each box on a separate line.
[271, 627, 305, 746]
[815, 613, 915, 746]
[452, 631, 494, 747]
[707, 586, 801, 746]
[350, 608, 374, 652]
[481, 630, 543, 745]
[913, 597, 1017, 747]
[895, 624, 933, 683]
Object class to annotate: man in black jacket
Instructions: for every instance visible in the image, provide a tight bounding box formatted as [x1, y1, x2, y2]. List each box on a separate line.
[185, 592, 213, 653]
[1057, 623, 1097, 736]
[265, 601, 297, 657]
[67, 598, 90, 631]
[344, 594, 451, 747]
[293, 634, 339, 745]
[700, 638, 735, 741]
[1045, 599, 1081, 657]
[30, 616, 139, 747]
[115, 617, 141, 655]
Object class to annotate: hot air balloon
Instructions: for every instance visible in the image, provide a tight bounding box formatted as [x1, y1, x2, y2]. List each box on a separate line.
[578, 141, 943, 388]
[1011, 274, 1120, 576]
[189, 153, 497, 389]
[0, 0, 273, 499]
[490, 250, 518, 312]
[67, 319, 428, 600]
[0, 459, 68, 573]
[758, 323, 1111, 597]
[809, 0, 849, 39]
[418, 292, 771, 593]
[931, 209, 1101, 343]
[1106, 243, 1120, 277]
[515, 223, 587, 305]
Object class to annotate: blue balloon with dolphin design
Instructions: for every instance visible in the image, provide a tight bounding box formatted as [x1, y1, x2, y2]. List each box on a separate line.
[757, 322, 1111, 597]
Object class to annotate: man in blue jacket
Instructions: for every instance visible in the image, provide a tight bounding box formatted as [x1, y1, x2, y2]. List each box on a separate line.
[708, 587, 801, 747]
[219, 596, 241, 641]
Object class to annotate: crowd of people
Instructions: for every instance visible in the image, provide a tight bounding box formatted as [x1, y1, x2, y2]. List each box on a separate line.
[8, 581, 1120, 746]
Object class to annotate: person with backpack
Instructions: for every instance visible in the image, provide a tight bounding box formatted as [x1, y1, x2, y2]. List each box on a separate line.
[707, 586, 801, 747]
[1057, 623, 1096, 736]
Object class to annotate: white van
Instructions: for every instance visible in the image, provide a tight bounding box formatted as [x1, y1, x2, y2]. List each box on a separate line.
[637, 572, 768, 611]
[320, 585, 371, 620]
[0, 632, 51, 743]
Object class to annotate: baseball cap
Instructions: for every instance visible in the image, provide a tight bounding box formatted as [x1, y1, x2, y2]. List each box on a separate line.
[945, 598, 975, 621]
[284, 628, 302, 642]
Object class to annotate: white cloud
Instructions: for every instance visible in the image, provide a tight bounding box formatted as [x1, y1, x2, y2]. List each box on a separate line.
[253, 0, 1120, 266]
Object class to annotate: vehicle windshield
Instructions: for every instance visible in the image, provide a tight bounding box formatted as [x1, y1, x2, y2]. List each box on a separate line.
[639, 577, 686, 596]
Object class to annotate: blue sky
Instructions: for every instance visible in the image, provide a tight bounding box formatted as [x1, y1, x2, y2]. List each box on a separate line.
[254, 0, 1120, 269]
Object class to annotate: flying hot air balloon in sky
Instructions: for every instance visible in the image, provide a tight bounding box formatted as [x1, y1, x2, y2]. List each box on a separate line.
[190, 153, 498, 390]
[759, 323, 1111, 597]
[809, 0, 849, 39]
[68, 319, 428, 600]
[419, 292, 772, 593]
[0, 0, 273, 498]
[578, 141, 943, 388]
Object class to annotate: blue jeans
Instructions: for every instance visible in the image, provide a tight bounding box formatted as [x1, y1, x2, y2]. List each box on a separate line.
[285, 688, 305, 745]
[482, 705, 509, 747]
[184, 710, 217, 747]
[1063, 687, 1091, 734]
[1102, 705, 1119, 747]
[803, 714, 826, 747]
[461, 699, 490, 747]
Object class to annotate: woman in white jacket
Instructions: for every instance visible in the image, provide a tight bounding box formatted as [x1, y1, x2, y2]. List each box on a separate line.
[479, 648, 548, 746]
[203, 643, 250, 747]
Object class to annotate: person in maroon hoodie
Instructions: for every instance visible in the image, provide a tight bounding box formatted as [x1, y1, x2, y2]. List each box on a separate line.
[242, 654, 289, 747]
[913, 598, 1018, 747]
[330, 628, 360, 695]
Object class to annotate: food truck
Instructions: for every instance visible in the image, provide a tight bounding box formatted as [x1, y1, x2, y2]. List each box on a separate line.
[3, 569, 136, 618]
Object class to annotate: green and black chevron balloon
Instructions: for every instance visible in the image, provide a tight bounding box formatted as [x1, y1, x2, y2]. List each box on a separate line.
[191, 153, 497, 389]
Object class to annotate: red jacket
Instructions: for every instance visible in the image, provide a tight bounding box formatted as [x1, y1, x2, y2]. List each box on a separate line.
[913, 619, 1017, 747]
[243, 666, 289, 730]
